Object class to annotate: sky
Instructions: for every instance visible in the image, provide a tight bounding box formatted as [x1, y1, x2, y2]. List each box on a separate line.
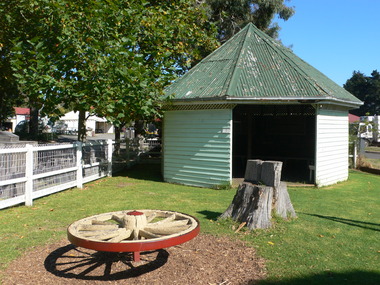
[277, 0, 380, 86]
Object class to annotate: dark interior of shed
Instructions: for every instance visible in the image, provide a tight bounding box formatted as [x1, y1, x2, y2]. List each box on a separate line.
[232, 104, 316, 183]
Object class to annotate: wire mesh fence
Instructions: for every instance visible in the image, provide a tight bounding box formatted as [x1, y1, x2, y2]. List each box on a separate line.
[0, 151, 26, 181]
[34, 146, 77, 175]
[34, 171, 77, 192]
[0, 182, 25, 200]
[82, 142, 107, 165]
[0, 138, 161, 209]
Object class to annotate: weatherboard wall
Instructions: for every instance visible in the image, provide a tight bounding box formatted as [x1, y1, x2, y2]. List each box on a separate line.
[315, 106, 349, 187]
[163, 109, 232, 188]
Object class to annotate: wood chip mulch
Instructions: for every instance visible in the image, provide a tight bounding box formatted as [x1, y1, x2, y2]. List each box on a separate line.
[2, 234, 266, 285]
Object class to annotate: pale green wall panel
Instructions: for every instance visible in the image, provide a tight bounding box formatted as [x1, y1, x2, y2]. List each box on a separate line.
[163, 109, 232, 188]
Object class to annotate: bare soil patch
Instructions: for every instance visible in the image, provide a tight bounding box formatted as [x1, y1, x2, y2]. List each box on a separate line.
[2, 234, 266, 285]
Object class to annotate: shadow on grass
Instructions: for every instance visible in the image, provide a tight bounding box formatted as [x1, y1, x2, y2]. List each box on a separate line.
[257, 270, 380, 285]
[113, 164, 163, 182]
[44, 244, 168, 281]
[301, 213, 380, 232]
[197, 210, 222, 221]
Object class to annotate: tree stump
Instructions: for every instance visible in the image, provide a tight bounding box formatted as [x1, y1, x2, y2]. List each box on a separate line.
[273, 181, 296, 219]
[220, 183, 274, 229]
[220, 160, 296, 230]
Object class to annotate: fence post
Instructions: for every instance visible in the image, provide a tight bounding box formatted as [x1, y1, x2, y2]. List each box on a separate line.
[353, 141, 357, 168]
[25, 144, 34, 206]
[76, 142, 83, 188]
[107, 139, 113, 177]
[126, 138, 130, 163]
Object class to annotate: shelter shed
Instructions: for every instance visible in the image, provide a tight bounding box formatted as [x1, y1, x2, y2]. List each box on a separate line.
[162, 23, 362, 188]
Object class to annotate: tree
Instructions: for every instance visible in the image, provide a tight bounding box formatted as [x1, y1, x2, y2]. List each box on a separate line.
[9, 0, 218, 141]
[206, 0, 295, 43]
[0, 1, 25, 127]
[344, 70, 380, 116]
[0, 60, 20, 127]
[1, 0, 61, 137]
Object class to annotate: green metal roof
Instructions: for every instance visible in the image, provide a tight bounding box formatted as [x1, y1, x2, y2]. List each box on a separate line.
[165, 23, 362, 108]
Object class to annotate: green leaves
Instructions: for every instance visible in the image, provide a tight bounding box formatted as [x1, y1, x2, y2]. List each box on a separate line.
[344, 70, 380, 116]
[5, 0, 217, 134]
[207, 0, 295, 42]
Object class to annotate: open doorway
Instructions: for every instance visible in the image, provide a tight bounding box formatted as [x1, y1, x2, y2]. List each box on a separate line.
[232, 105, 316, 183]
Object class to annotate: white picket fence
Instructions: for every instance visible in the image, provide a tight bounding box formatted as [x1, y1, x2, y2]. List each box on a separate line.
[0, 140, 115, 209]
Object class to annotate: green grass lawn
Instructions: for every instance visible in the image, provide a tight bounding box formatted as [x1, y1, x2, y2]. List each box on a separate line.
[365, 146, 380, 153]
[0, 165, 379, 284]
[363, 146, 380, 169]
[249, 170, 380, 284]
[364, 158, 380, 169]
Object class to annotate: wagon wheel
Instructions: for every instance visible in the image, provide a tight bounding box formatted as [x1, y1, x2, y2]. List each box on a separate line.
[67, 209, 200, 261]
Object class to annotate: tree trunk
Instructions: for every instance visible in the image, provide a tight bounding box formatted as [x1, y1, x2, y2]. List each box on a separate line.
[29, 105, 39, 140]
[115, 125, 121, 141]
[114, 125, 121, 155]
[77, 110, 86, 142]
[134, 120, 144, 136]
[220, 160, 296, 230]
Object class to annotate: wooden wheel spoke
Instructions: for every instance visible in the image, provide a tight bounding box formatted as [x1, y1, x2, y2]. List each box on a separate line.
[91, 220, 115, 226]
[146, 213, 157, 223]
[78, 229, 115, 238]
[78, 224, 119, 231]
[111, 215, 124, 225]
[145, 224, 190, 235]
[147, 219, 189, 228]
[139, 229, 160, 239]
[79, 229, 120, 239]
[146, 213, 175, 227]
[145, 219, 190, 235]
[108, 229, 132, 242]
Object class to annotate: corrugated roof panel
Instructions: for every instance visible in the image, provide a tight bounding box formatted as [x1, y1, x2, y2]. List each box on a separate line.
[165, 23, 362, 107]
[232, 28, 321, 98]
[166, 56, 235, 100]
[165, 28, 248, 100]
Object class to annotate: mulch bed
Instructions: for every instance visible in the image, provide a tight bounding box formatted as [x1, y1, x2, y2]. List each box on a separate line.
[2, 234, 266, 285]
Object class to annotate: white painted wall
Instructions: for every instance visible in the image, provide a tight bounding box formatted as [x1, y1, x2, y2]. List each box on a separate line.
[315, 106, 349, 187]
[8, 115, 28, 131]
[59, 111, 114, 133]
[163, 109, 232, 188]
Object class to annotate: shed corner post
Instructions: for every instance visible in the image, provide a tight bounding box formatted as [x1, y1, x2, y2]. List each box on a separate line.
[314, 104, 321, 186]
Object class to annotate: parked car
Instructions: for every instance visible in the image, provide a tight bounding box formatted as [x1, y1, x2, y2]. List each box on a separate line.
[14, 120, 46, 135]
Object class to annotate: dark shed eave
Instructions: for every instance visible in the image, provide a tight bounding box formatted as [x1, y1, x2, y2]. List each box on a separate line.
[168, 96, 362, 109]
[226, 96, 362, 109]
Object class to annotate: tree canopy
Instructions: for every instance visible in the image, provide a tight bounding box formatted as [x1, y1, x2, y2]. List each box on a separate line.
[5, 0, 217, 140]
[344, 70, 380, 116]
[2, 0, 295, 140]
[0, 1, 25, 126]
[206, 0, 295, 43]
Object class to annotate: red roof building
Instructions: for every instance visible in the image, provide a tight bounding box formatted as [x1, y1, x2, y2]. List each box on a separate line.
[349, 113, 360, 123]
[14, 107, 30, 116]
